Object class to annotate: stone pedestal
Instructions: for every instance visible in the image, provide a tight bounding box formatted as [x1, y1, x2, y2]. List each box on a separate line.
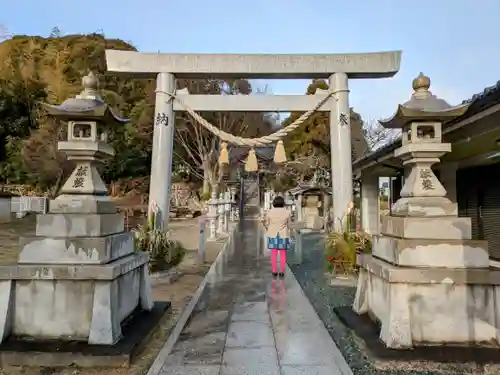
[354, 253, 500, 348]
[0, 194, 153, 345]
[354, 205, 500, 348]
[354, 185, 500, 347]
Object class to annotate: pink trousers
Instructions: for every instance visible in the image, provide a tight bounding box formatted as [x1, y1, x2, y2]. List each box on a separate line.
[271, 249, 287, 273]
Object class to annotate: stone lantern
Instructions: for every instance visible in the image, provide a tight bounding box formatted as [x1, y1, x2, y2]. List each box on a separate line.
[383, 73, 466, 218]
[353, 73, 500, 349]
[48, 72, 117, 201]
[0, 73, 154, 347]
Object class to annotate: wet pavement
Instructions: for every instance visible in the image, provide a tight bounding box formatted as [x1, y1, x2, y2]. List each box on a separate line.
[155, 219, 351, 375]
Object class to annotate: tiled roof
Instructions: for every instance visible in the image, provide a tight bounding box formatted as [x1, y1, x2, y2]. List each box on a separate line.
[449, 80, 500, 125]
[461, 80, 500, 104]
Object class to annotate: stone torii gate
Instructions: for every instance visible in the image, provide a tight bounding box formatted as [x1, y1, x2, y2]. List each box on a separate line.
[105, 51, 401, 229]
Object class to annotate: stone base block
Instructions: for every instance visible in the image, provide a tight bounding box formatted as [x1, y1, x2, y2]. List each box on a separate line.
[391, 197, 458, 217]
[18, 232, 135, 265]
[381, 215, 471, 240]
[49, 194, 117, 214]
[0, 301, 170, 368]
[0, 253, 153, 345]
[372, 235, 489, 268]
[354, 254, 500, 348]
[335, 306, 500, 369]
[36, 212, 124, 238]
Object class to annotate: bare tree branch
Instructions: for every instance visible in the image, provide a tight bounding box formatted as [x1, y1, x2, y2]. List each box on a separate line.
[174, 80, 275, 193]
[173, 150, 204, 180]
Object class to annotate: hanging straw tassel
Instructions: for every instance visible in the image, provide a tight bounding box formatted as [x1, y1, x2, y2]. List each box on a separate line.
[273, 140, 287, 164]
[218, 141, 229, 165]
[244, 148, 259, 172]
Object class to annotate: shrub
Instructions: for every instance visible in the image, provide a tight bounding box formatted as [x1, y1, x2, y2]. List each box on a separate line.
[324, 206, 371, 275]
[133, 223, 186, 273]
[200, 192, 211, 201]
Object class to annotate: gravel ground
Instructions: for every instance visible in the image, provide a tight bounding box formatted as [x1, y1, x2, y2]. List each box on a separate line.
[289, 233, 490, 375]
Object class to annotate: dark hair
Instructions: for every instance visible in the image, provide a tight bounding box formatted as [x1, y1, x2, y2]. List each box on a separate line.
[272, 196, 285, 208]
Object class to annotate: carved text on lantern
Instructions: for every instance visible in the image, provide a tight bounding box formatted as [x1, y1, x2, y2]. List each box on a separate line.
[420, 169, 434, 191]
[73, 177, 84, 188]
[75, 165, 89, 177]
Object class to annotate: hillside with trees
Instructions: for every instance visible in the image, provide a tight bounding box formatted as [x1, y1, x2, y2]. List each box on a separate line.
[0, 32, 275, 197]
[0, 32, 151, 196]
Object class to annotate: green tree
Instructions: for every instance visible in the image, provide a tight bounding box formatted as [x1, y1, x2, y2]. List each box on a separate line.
[0, 33, 151, 194]
[280, 79, 370, 188]
[0, 78, 47, 184]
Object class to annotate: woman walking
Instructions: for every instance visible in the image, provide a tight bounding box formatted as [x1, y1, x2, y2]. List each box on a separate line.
[263, 196, 291, 277]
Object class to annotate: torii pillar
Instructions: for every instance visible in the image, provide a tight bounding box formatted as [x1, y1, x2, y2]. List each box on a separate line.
[105, 51, 402, 230]
[329, 72, 352, 227]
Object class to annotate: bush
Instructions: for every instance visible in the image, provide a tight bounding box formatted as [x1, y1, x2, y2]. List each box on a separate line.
[133, 223, 186, 272]
[324, 207, 371, 275]
[200, 192, 211, 201]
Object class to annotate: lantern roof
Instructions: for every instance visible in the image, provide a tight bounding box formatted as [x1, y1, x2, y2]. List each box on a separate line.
[42, 72, 128, 125]
[379, 72, 470, 129]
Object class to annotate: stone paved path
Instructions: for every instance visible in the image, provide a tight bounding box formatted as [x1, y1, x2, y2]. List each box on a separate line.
[152, 219, 352, 375]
